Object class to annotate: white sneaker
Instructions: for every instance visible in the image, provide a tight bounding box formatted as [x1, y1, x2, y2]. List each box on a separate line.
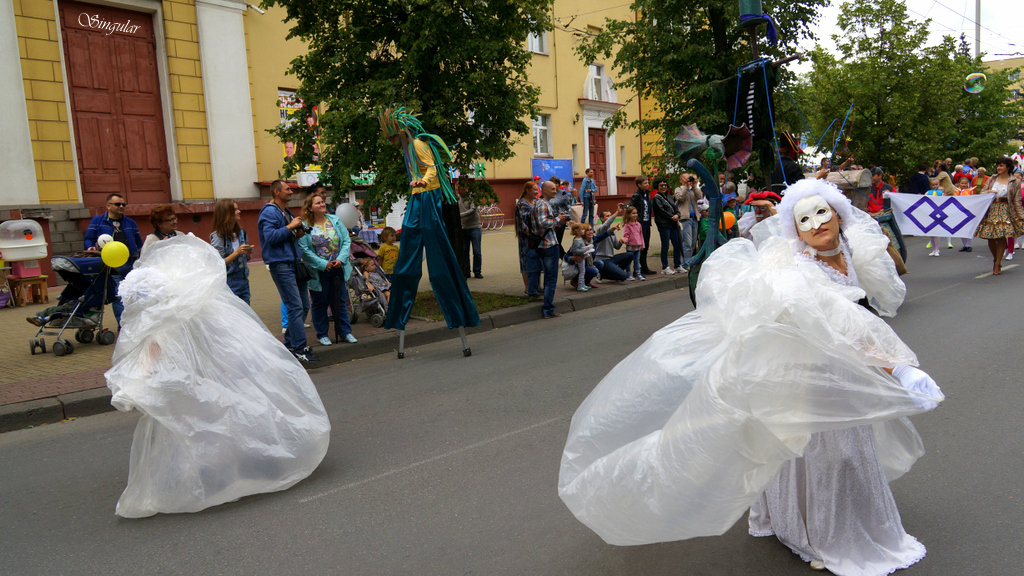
[676, 265, 687, 273]
[318, 336, 332, 346]
[662, 267, 676, 275]
[809, 560, 826, 571]
[929, 250, 940, 257]
[625, 275, 635, 281]
[1006, 252, 1014, 261]
[636, 273, 646, 281]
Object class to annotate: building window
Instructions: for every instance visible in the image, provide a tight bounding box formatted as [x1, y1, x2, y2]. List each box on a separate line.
[528, 30, 548, 54]
[1009, 71, 1020, 82]
[590, 64, 605, 100]
[583, 63, 616, 102]
[533, 115, 552, 155]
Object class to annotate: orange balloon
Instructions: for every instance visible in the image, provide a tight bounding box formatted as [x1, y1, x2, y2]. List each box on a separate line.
[719, 211, 736, 230]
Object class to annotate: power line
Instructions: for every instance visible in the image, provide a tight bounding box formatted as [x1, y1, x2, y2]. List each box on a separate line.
[925, 0, 1019, 48]
[552, 3, 631, 21]
[903, 4, 1018, 56]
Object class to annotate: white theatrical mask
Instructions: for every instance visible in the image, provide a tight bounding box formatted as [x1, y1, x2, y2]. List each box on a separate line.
[793, 195, 834, 232]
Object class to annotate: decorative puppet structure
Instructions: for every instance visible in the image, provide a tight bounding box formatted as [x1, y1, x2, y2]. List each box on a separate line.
[378, 107, 480, 358]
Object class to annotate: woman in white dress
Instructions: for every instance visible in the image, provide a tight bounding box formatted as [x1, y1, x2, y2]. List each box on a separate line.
[558, 179, 943, 576]
[106, 235, 331, 518]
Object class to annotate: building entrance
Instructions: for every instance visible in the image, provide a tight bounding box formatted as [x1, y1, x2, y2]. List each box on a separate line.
[59, 0, 171, 208]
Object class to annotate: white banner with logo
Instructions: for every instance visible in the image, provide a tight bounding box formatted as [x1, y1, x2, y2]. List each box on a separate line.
[885, 192, 994, 238]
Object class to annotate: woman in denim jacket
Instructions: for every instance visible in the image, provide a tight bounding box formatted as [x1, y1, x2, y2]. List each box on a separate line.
[210, 199, 253, 304]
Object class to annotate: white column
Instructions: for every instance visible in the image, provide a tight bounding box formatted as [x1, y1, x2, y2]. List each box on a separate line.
[0, 0, 41, 206]
[196, 0, 258, 198]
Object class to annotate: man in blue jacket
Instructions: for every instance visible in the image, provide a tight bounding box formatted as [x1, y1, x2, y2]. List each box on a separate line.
[84, 193, 143, 327]
[258, 180, 318, 364]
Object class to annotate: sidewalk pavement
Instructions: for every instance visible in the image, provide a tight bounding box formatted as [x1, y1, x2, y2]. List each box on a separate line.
[0, 227, 684, 432]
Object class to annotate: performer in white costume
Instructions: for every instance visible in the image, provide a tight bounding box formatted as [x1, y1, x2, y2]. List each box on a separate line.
[558, 179, 942, 575]
[107, 235, 330, 518]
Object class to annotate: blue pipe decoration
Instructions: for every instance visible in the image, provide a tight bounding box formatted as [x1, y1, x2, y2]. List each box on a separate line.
[684, 158, 729, 306]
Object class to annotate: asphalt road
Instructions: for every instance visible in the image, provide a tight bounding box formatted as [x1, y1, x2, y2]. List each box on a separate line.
[1, 237, 1021, 575]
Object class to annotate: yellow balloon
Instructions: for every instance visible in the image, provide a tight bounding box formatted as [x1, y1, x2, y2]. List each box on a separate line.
[101, 240, 130, 268]
[719, 211, 736, 230]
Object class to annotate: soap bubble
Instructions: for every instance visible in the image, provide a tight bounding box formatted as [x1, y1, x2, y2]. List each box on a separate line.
[964, 73, 986, 94]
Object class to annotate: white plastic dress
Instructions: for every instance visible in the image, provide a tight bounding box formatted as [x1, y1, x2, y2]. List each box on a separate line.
[558, 210, 942, 576]
[106, 235, 330, 518]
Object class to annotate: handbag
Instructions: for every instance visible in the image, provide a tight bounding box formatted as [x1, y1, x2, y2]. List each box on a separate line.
[295, 258, 316, 283]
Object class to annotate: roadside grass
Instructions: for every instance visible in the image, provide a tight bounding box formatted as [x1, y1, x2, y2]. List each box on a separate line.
[411, 291, 532, 321]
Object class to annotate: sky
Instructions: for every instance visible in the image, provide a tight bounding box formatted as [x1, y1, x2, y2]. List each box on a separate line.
[793, 0, 1021, 73]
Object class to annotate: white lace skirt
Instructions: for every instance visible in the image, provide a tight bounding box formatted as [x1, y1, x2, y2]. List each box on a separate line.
[749, 425, 926, 576]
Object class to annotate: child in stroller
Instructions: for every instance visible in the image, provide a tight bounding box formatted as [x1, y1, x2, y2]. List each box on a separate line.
[347, 257, 390, 328]
[27, 254, 117, 356]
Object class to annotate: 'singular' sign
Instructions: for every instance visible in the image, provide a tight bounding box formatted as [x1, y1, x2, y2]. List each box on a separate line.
[77, 12, 142, 36]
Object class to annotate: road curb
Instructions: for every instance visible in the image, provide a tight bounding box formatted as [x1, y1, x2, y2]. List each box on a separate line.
[0, 276, 686, 433]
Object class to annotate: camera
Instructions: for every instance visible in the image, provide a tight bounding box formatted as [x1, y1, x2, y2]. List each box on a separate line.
[301, 223, 313, 234]
[688, 177, 697, 183]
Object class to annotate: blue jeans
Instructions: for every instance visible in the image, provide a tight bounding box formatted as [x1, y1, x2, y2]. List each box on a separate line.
[595, 257, 629, 281]
[269, 261, 310, 351]
[681, 218, 699, 263]
[536, 245, 559, 317]
[109, 273, 124, 327]
[628, 250, 642, 275]
[640, 221, 652, 272]
[581, 195, 594, 226]
[311, 267, 352, 340]
[525, 247, 541, 295]
[226, 270, 250, 304]
[657, 224, 683, 269]
[462, 227, 482, 274]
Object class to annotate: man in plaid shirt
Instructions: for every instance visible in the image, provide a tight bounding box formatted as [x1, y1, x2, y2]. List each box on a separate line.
[532, 180, 569, 318]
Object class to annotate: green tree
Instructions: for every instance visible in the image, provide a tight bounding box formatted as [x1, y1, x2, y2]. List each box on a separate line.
[575, 0, 829, 184]
[264, 0, 552, 210]
[795, 0, 1021, 181]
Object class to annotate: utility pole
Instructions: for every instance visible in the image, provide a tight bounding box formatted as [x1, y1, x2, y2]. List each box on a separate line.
[975, 0, 980, 58]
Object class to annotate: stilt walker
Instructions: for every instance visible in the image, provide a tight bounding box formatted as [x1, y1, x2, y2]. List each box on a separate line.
[378, 107, 480, 358]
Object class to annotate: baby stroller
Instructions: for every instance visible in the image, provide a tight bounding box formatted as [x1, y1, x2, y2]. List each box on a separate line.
[347, 268, 388, 328]
[27, 255, 117, 356]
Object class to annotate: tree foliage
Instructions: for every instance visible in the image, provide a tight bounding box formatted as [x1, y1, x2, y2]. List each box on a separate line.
[794, 0, 1022, 182]
[263, 0, 552, 209]
[575, 0, 829, 184]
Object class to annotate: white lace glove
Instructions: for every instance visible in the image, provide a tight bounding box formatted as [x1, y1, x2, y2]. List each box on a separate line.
[891, 365, 943, 411]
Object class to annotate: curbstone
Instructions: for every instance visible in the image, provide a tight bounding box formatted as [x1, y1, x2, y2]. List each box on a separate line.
[1, 270, 688, 432]
[487, 303, 545, 328]
[0, 398, 63, 433]
[60, 387, 114, 419]
[567, 286, 626, 311]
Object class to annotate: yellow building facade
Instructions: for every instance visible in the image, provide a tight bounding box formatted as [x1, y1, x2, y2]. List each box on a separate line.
[1, 0, 644, 269]
[983, 56, 1024, 145]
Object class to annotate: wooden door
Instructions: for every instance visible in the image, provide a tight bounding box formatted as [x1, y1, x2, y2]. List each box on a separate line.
[588, 128, 607, 194]
[60, 1, 170, 208]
